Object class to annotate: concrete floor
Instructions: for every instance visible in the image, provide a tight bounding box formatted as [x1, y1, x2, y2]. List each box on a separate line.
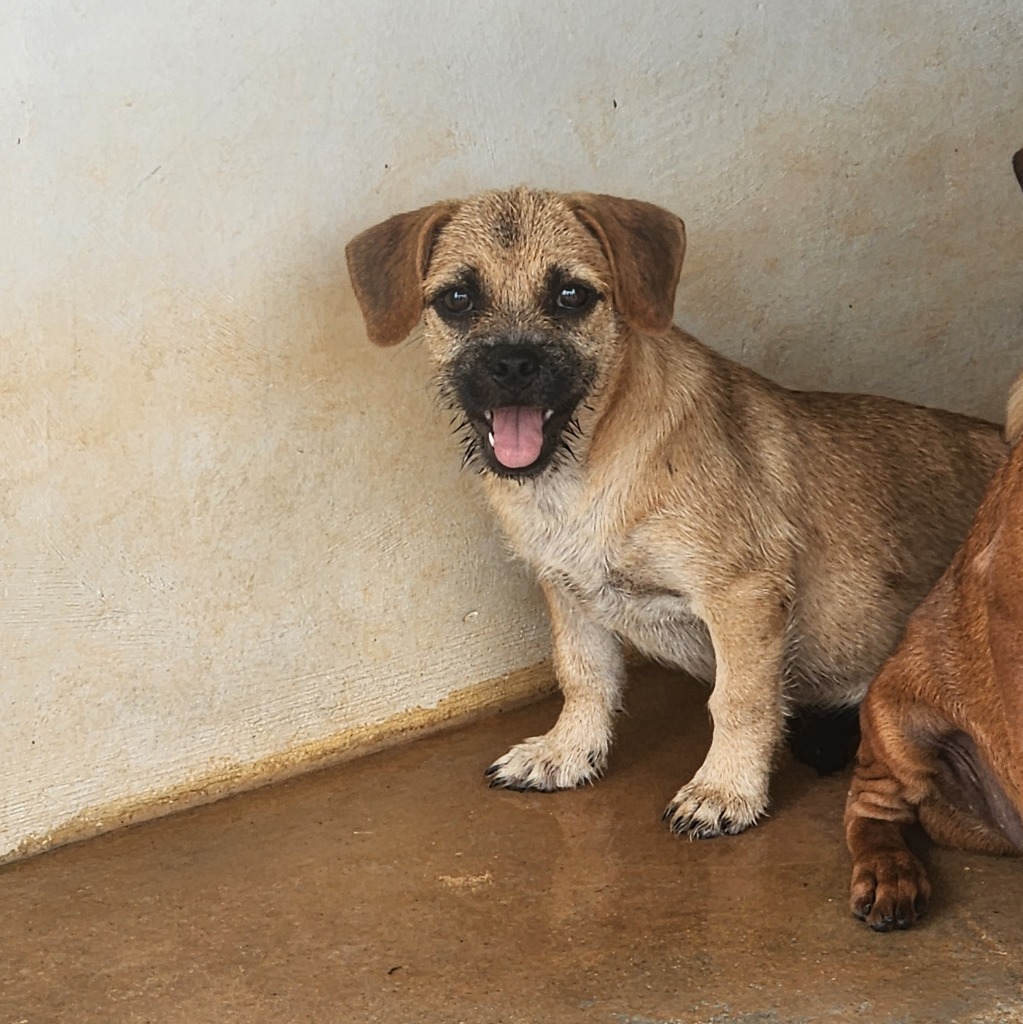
[3, 665, 1022, 1024]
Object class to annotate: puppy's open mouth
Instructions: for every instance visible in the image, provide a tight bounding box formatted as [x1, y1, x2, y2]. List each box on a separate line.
[444, 335, 595, 479]
[484, 407, 554, 469]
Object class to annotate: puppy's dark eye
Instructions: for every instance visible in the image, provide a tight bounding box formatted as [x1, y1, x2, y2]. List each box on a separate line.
[556, 283, 593, 312]
[438, 287, 474, 315]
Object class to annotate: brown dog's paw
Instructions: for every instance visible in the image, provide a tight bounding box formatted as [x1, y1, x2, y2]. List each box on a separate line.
[485, 735, 607, 791]
[850, 850, 931, 931]
[662, 781, 765, 839]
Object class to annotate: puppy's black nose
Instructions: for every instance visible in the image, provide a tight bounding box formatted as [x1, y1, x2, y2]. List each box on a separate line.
[487, 344, 540, 383]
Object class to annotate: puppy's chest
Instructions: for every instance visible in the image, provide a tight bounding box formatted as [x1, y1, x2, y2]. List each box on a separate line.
[495, 486, 705, 650]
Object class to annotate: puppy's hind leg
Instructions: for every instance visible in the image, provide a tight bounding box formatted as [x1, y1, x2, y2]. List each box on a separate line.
[486, 581, 624, 791]
[785, 703, 861, 776]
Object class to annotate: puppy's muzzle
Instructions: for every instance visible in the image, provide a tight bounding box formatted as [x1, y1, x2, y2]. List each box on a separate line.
[448, 335, 595, 478]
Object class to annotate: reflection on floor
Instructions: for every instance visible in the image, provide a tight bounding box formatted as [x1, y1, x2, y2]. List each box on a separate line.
[3, 664, 1021, 1024]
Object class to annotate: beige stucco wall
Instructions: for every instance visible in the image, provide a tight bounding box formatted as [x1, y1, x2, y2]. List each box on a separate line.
[3, 0, 1021, 862]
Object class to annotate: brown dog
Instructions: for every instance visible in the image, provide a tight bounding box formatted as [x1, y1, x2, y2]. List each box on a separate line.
[844, 153, 1023, 930]
[346, 187, 1004, 838]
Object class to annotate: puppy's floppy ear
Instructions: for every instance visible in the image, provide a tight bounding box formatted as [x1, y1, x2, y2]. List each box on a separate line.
[567, 193, 686, 333]
[1014, 148, 1023, 194]
[346, 201, 459, 346]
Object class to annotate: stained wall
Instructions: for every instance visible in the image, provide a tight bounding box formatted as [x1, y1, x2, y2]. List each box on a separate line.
[3, 0, 1021, 860]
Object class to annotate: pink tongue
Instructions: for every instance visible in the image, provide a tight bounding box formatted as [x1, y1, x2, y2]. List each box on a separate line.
[491, 407, 545, 468]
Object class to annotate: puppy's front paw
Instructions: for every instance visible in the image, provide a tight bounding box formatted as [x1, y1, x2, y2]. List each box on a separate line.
[663, 780, 766, 839]
[485, 734, 606, 792]
[850, 850, 930, 931]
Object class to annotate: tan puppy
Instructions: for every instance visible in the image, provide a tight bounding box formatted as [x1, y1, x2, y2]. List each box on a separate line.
[346, 188, 1005, 838]
[845, 153, 1023, 929]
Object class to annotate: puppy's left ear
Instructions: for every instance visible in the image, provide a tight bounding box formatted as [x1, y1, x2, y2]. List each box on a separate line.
[1013, 148, 1023, 193]
[567, 194, 686, 333]
[346, 201, 460, 346]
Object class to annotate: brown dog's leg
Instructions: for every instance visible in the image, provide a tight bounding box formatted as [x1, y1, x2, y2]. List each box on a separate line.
[848, 684, 1021, 930]
[845, 723, 932, 931]
[485, 580, 625, 790]
[917, 728, 1023, 855]
[917, 799, 1020, 856]
[847, 818, 930, 932]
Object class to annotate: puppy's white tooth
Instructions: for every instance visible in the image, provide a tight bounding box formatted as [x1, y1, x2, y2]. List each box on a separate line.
[544, 409, 554, 422]
[488, 431, 495, 447]
[484, 410, 493, 422]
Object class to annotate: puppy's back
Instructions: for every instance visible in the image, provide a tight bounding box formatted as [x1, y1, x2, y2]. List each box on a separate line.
[772, 388, 1004, 698]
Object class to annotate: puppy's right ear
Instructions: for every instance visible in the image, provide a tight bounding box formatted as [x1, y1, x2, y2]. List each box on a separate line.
[1014, 148, 1023, 194]
[567, 193, 686, 334]
[346, 201, 459, 346]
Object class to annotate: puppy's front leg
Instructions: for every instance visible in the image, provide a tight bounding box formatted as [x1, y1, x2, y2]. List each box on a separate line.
[486, 581, 624, 791]
[664, 573, 788, 838]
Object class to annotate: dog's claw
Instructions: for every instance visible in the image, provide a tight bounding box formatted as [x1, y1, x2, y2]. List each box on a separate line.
[487, 776, 534, 793]
[486, 758, 549, 792]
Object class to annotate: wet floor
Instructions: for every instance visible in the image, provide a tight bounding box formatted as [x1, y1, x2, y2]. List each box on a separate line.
[2, 664, 1021, 1023]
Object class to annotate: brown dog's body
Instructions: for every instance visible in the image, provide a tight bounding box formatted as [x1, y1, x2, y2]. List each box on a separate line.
[845, 376, 1023, 930]
[347, 187, 1005, 838]
[845, 153, 1023, 930]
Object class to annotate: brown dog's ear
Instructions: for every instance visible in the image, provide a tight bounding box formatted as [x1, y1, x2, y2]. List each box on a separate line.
[1013, 148, 1023, 194]
[345, 201, 459, 346]
[1006, 372, 1023, 447]
[567, 193, 686, 333]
